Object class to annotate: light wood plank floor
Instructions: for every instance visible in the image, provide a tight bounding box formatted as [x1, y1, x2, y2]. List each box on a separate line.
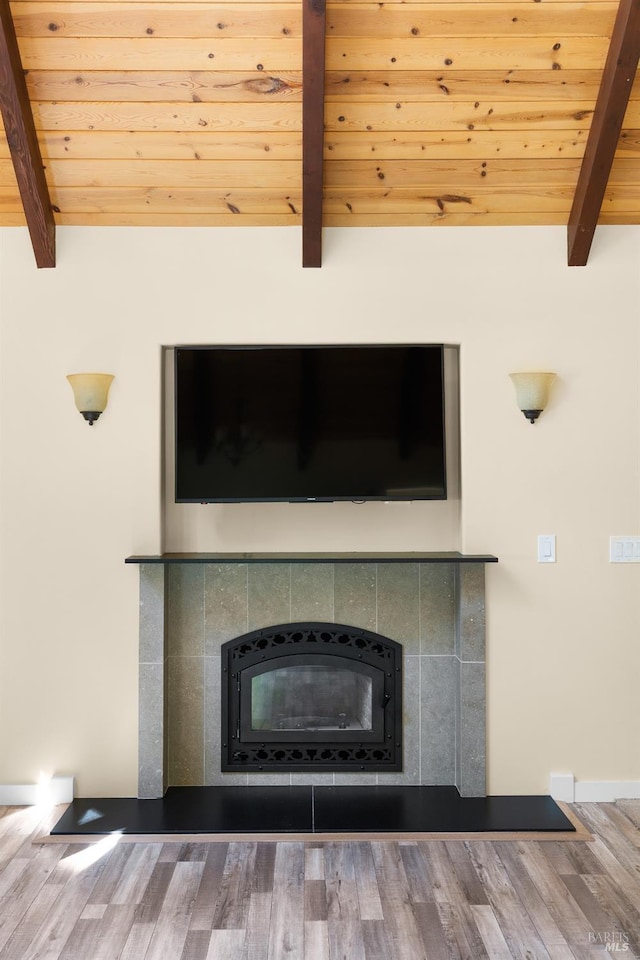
[0, 801, 638, 959]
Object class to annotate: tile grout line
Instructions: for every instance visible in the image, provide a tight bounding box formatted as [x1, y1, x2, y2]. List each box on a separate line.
[290, 561, 292, 787]
[201, 564, 205, 785]
[245, 563, 249, 634]
[332, 563, 336, 786]
[375, 562, 379, 786]
[244, 568, 251, 790]
[418, 564, 422, 785]
[167, 567, 172, 789]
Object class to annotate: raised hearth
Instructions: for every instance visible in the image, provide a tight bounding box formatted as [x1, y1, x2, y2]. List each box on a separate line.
[127, 552, 497, 799]
[52, 786, 575, 836]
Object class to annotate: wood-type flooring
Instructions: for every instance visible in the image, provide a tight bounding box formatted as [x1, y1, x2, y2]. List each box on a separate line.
[0, 800, 639, 959]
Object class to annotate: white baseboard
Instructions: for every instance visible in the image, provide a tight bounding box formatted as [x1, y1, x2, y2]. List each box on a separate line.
[0, 776, 74, 806]
[574, 780, 640, 802]
[550, 773, 640, 803]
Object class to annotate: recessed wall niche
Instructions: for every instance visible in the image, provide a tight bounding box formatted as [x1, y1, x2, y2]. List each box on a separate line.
[161, 345, 461, 553]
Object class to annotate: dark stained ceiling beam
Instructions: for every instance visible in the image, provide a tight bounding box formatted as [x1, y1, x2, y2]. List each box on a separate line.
[302, 0, 326, 267]
[567, 0, 640, 266]
[0, 0, 55, 268]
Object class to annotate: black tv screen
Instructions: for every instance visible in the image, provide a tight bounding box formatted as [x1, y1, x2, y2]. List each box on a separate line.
[174, 345, 446, 502]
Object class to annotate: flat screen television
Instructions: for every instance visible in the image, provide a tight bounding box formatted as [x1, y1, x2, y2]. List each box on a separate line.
[174, 345, 447, 502]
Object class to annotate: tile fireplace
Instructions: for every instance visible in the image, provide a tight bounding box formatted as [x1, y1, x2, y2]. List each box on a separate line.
[129, 552, 496, 799]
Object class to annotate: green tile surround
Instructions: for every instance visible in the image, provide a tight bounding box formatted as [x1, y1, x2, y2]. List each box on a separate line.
[136, 556, 492, 799]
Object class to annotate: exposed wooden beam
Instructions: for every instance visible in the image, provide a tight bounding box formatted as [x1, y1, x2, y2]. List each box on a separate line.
[567, 0, 640, 266]
[0, 0, 55, 267]
[302, 0, 326, 267]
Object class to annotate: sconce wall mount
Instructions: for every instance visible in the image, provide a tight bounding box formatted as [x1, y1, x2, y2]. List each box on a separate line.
[67, 373, 114, 426]
[509, 372, 556, 425]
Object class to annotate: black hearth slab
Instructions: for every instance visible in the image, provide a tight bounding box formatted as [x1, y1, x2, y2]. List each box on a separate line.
[51, 786, 313, 835]
[313, 786, 575, 833]
[51, 797, 165, 835]
[162, 786, 313, 832]
[51, 786, 574, 836]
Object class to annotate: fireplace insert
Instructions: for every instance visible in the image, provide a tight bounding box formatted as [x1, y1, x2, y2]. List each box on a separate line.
[221, 622, 402, 772]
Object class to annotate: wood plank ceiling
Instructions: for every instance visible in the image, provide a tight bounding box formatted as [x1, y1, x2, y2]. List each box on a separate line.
[1, 0, 639, 263]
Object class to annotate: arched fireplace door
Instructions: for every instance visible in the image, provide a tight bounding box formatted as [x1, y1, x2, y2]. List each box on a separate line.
[221, 622, 402, 772]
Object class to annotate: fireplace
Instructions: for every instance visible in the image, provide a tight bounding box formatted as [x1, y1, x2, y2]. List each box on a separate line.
[221, 622, 402, 772]
[130, 553, 495, 798]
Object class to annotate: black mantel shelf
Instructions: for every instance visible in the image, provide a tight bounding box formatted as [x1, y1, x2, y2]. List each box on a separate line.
[125, 552, 498, 564]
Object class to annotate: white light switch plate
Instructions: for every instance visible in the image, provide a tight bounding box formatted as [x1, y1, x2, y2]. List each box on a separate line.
[538, 534, 556, 563]
[609, 536, 640, 562]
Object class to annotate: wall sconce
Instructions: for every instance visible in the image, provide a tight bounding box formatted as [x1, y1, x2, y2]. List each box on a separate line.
[509, 372, 556, 424]
[67, 373, 114, 426]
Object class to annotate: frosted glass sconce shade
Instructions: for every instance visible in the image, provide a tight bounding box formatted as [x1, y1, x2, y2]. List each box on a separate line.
[67, 373, 114, 426]
[509, 372, 556, 424]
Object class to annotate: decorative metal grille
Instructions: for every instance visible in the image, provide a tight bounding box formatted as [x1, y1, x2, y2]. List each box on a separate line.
[221, 622, 402, 772]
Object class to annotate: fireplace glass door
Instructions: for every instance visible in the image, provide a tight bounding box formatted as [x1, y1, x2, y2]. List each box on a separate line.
[241, 654, 383, 741]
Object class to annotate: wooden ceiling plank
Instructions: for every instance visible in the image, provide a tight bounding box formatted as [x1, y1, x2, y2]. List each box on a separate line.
[34, 97, 640, 136]
[17, 130, 302, 162]
[56, 213, 299, 227]
[25, 71, 303, 104]
[322, 99, 603, 132]
[21, 68, 600, 105]
[48, 189, 303, 216]
[567, 0, 640, 265]
[34, 101, 301, 133]
[8, 1, 617, 40]
[13, 4, 302, 39]
[15, 35, 607, 73]
[324, 214, 570, 228]
[302, 0, 326, 267]
[0, 0, 54, 266]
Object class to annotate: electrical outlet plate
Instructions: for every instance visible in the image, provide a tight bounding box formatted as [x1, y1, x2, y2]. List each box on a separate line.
[609, 536, 640, 563]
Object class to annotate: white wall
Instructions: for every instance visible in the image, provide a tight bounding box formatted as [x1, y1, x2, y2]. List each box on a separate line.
[0, 224, 638, 797]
